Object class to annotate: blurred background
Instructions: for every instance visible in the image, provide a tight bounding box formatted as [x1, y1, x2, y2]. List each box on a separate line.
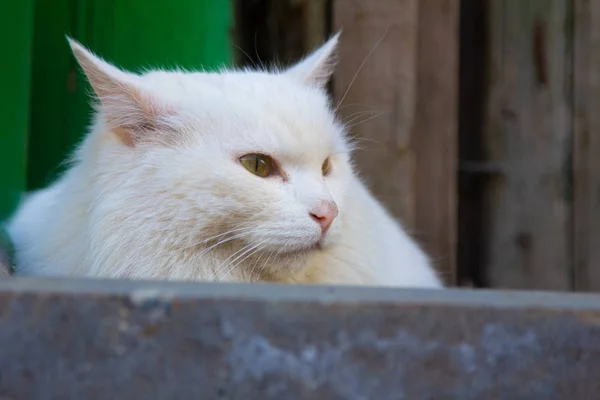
[1, 0, 598, 292]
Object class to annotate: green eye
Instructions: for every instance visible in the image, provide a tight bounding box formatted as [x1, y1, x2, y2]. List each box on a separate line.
[240, 153, 273, 177]
[322, 157, 332, 176]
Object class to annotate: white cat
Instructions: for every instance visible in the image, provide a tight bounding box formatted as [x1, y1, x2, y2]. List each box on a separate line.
[7, 34, 442, 288]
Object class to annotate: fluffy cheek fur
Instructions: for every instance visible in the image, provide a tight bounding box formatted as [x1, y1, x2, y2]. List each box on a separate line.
[100, 141, 353, 278]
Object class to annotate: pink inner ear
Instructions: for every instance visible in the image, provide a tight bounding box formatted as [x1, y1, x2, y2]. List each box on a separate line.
[103, 84, 178, 147]
[69, 39, 178, 147]
[112, 127, 136, 147]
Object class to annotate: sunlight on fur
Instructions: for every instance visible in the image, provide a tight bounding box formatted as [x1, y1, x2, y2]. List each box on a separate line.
[7, 33, 442, 288]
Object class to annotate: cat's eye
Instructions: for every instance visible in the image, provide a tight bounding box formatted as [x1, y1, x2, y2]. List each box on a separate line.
[322, 157, 332, 176]
[240, 153, 273, 178]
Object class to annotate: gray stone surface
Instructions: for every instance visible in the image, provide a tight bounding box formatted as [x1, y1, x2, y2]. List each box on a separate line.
[0, 248, 10, 278]
[0, 277, 599, 399]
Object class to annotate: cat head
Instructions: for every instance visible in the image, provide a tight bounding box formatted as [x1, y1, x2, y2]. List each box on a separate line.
[68, 33, 354, 281]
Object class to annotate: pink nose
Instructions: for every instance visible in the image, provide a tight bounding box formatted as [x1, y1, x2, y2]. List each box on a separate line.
[309, 200, 338, 234]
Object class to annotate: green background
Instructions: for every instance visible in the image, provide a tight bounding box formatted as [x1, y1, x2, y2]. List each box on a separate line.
[1, 0, 233, 219]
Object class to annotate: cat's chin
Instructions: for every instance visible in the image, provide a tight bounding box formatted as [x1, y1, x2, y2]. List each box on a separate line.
[278, 239, 329, 256]
[258, 243, 322, 282]
[284, 244, 320, 255]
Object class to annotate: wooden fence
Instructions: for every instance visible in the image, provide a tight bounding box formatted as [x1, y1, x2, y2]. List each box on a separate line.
[235, 0, 600, 292]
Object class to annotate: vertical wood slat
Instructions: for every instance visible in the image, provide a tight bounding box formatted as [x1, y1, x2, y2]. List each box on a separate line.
[483, 1, 572, 290]
[267, 0, 329, 65]
[573, 0, 600, 291]
[333, 0, 419, 228]
[333, 0, 458, 283]
[413, 0, 459, 284]
[233, 0, 329, 68]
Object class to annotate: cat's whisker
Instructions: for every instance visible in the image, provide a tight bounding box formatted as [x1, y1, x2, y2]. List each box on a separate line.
[334, 25, 390, 113]
[212, 241, 263, 281]
[273, 238, 293, 259]
[331, 151, 353, 156]
[221, 240, 268, 281]
[346, 112, 385, 129]
[341, 110, 380, 125]
[252, 237, 293, 280]
[181, 225, 255, 250]
[270, 238, 300, 279]
[183, 227, 262, 259]
[181, 213, 273, 250]
[349, 136, 383, 147]
[194, 229, 264, 259]
[248, 246, 266, 281]
[209, 243, 255, 281]
[253, 31, 266, 70]
[341, 109, 376, 120]
[233, 44, 258, 69]
[337, 102, 376, 111]
[346, 143, 369, 153]
[258, 248, 277, 278]
[182, 228, 244, 250]
[345, 109, 384, 120]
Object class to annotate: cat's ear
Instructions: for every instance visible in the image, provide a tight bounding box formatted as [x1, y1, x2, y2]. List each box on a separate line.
[67, 37, 172, 146]
[285, 31, 340, 88]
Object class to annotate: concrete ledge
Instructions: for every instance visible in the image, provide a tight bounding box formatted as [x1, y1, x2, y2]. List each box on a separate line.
[0, 248, 10, 277]
[1, 277, 599, 399]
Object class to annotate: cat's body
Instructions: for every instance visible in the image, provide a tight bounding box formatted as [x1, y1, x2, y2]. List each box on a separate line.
[7, 35, 442, 288]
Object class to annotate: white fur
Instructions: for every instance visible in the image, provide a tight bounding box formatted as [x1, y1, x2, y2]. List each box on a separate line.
[7, 34, 442, 288]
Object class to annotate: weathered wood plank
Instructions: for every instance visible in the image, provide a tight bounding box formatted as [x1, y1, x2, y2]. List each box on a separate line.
[234, 0, 330, 68]
[482, 1, 572, 290]
[333, 0, 419, 228]
[264, 0, 329, 64]
[413, 0, 460, 285]
[2, 277, 600, 399]
[573, 0, 600, 291]
[300, 0, 330, 54]
[234, 0, 331, 67]
[333, 0, 458, 283]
